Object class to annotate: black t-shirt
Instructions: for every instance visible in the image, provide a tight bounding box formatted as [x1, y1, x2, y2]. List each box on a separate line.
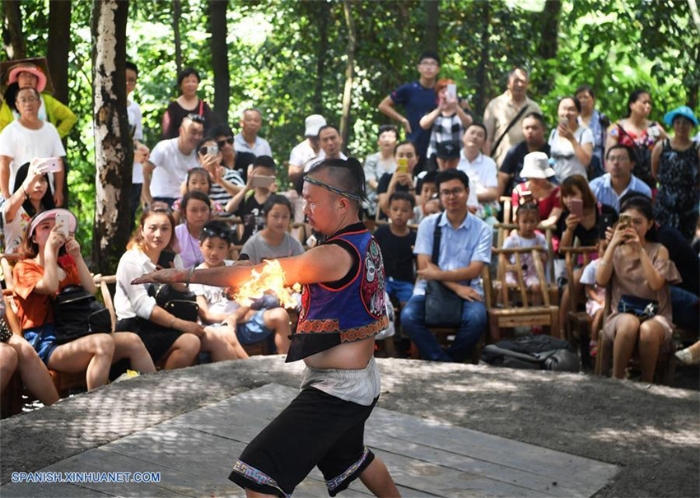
[658, 225, 700, 295]
[376, 173, 414, 221]
[499, 141, 551, 196]
[555, 203, 617, 249]
[237, 194, 267, 245]
[373, 224, 416, 282]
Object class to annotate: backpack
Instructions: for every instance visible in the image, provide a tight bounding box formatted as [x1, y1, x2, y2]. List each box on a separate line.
[481, 334, 579, 372]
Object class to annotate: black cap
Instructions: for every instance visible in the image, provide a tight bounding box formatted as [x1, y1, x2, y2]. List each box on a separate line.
[436, 140, 460, 159]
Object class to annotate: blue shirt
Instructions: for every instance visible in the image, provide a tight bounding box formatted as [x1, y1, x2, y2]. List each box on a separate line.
[391, 81, 437, 156]
[589, 173, 651, 213]
[413, 212, 492, 296]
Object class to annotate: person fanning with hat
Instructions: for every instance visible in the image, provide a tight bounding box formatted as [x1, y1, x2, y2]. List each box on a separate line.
[12, 209, 155, 391]
[0, 62, 77, 139]
[651, 106, 700, 242]
[511, 151, 562, 227]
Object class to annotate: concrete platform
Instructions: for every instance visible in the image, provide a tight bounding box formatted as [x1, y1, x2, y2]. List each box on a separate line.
[1, 357, 698, 497]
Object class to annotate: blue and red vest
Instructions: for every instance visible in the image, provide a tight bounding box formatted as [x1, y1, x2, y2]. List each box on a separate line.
[286, 223, 388, 362]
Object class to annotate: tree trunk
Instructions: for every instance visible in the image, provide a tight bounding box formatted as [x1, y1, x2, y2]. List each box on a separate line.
[208, 0, 228, 125]
[535, 0, 562, 95]
[340, 0, 356, 149]
[473, 1, 490, 117]
[172, 0, 182, 77]
[2, 0, 26, 59]
[92, 0, 133, 275]
[424, 0, 439, 53]
[47, 0, 72, 205]
[312, 1, 330, 114]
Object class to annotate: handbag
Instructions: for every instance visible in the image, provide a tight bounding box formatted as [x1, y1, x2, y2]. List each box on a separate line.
[618, 295, 658, 321]
[53, 285, 112, 345]
[147, 284, 199, 323]
[424, 213, 464, 328]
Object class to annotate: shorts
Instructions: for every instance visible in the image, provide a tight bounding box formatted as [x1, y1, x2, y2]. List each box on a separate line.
[116, 317, 185, 364]
[236, 309, 272, 345]
[23, 324, 58, 365]
[385, 277, 414, 304]
[228, 386, 378, 497]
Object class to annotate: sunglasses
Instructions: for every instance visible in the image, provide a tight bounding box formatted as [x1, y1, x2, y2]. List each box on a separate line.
[217, 137, 234, 148]
[186, 113, 206, 124]
[200, 225, 234, 243]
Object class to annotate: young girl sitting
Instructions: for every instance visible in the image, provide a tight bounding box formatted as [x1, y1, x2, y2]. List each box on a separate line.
[172, 167, 225, 222]
[240, 195, 304, 264]
[14, 209, 155, 390]
[502, 203, 548, 305]
[175, 190, 212, 269]
[192, 220, 291, 355]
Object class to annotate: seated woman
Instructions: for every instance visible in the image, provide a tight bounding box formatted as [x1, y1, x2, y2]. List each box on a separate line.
[13, 209, 155, 391]
[0, 326, 59, 407]
[510, 151, 562, 228]
[240, 195, 305, 264]
[2, 160, 55, 254]
[596, 195, 680, 382]
[115, 208, 238, 368]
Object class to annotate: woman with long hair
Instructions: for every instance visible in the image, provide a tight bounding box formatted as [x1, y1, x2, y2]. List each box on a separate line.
[548, 96, 594, 182]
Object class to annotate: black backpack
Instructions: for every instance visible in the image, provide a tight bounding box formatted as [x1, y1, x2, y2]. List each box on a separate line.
[481, 334, 580, 372]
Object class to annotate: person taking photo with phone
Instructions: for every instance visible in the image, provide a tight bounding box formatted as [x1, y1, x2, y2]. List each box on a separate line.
[548, 96, 594, 182]
[420, 79, 472, 163]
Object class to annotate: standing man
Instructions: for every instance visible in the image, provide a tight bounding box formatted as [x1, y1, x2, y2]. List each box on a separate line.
[134, 158, 400, 497]
[378, 50, 440, 173]
[141, 114, 204, 208]
[316, 124, 348, 163]
[126, 61, 150, 226]
[234, 108, 272, 158]
[483, 68, 542, 167]
[288, 114, 326, 183]
[497, 112, 550, 198]
[401, 169, 492, 362]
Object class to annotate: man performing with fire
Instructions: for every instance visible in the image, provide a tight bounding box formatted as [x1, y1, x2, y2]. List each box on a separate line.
[133, 158, 401, 497]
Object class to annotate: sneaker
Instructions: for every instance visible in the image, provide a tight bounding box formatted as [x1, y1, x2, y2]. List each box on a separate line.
[675, 348, 698, 366]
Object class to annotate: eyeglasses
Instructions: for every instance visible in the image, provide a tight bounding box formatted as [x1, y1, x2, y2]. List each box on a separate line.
[201, 225, 233, 243]
[607, 155, 630, 162]
[18, 97, 38, 104]
[439, 187, 466, 198]
[217, 137, 234, 148]
[186, 113, 206, 124]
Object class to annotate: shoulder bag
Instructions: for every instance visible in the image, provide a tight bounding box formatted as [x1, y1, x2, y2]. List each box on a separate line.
[490, 105, 529, 158]
[147, 283, 199, 323]
[53, 285, 112, 345]
[424, 213, 464, 328]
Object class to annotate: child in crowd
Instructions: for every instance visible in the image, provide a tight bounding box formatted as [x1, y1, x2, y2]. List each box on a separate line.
[172, 167, 224, 222]
[374, 191, 417, 307]
[175, 190, 212, 268]
[579, 238, 607, 357]
[502, 203, 548, 305]
[413, 170, 438, 223]
[363, 124, 399, 218]
[2, 160, 55, 254]
[192, 220, 291, 355]
[240, 195, 304, 264]
[377, 140, 420, 218]
[420, 78, 472, 159]
[227, 155, 277, 244]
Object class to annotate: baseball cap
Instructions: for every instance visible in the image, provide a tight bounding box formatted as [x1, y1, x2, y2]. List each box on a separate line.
[304, 115, 327, 137]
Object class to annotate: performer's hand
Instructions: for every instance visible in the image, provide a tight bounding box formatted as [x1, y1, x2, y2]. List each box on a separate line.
[131, 268, 188, 285]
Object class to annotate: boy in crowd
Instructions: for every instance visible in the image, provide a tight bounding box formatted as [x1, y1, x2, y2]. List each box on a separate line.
[413, 170, 438, 223]
[226, 155, 277, 244]
[191, 220, 290, 356]
[374, 191, 417, 308]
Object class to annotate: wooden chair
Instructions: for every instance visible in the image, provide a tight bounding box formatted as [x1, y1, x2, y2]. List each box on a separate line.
[560, 246, 598, 368]
[484, 247, 560, 343]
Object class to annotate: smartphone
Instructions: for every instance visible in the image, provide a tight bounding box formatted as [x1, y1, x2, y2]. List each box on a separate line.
[199, 145, 219, 156]
[447, 83, 457, 100]
[157, 250, 176, 269]
[600, 212, 618, 235]
[569, 198, 583, 218]
[251, 175, 276, 188]
[41, 158, 62, 173]
[54, 212, 70, 237]
[618, 213, 632, 229]
[396, 158, 409, 174]
[558, 117, 568, 128]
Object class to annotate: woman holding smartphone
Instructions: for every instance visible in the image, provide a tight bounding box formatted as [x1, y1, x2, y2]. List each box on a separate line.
[419, 79, 472, 161]
[548, 96, 594, 182]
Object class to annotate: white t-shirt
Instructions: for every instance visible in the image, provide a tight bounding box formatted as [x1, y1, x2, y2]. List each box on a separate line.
[548, 126, 594, 181]
[234, 134, 272, 157]
[148, 138, 199, 198]
[289, 140, 317, 168]
[190, 261, 240, 317]
[127, 98, 144, 183]
[0, 120, 65, 194]
[457, 151, 498, 195]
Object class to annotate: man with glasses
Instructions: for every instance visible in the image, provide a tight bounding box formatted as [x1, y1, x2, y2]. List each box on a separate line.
[401, 169, 492, 362]
[142, 114, 204, 208]
[0, 87, 65, 206]
[378, 50, 441, 173]
[589, 144, 651, 212]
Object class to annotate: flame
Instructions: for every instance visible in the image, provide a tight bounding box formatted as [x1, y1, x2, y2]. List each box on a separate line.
[233, 260, 301, 309]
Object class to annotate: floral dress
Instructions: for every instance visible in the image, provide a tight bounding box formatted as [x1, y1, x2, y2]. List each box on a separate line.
[653, 140, 700, 242]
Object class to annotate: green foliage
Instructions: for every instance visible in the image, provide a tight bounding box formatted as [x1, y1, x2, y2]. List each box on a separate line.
[3, 0, 698, 268]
